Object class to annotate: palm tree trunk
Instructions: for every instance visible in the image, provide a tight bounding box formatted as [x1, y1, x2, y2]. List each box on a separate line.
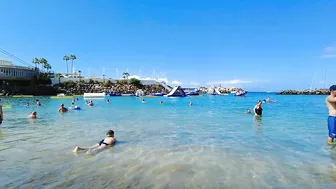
[66, 61, 68, 74]
[71, 60, 74, 74]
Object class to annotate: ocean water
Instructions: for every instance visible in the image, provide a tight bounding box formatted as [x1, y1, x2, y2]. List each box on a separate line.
[0, 93, 335, 188]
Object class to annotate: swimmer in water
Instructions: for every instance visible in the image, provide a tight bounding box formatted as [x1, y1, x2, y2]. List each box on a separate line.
[28, 111, 37, 119]
[71, 102, 75, 106]
[142, 99, 146, 104]
[160, 101, 163, 104]
[76, 98, 79, 101]
[36, 100, 41, 106]
[267, 97, 276, 103]
[73, 130, 117, 153]
[254, 101, 263, 116]
[26, 102, 29, 107]
[189, 101, 193, 106]
[326, 85, 336, 143]
[262, 100, 266, 104]
[246, 109, 251, 114]
[88, 100, 94, 106]
[58, 103, 68, 113]
[107, 99, 110, 104]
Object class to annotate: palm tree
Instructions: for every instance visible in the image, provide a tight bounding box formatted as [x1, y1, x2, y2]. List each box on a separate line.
[39, 58, 47, 72]
[63, 55, 70, 74]
[122, 72, 130, 80]
[70, 54, 76, 74]
[32, 58, 39, 69]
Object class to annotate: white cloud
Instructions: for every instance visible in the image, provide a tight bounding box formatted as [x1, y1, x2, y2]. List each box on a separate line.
[128, 75, 168, 83]
[189, 81, 200, 86]
[320, 54, 336, 59]
[171, 80, 183, 85]
[206, 79, 252, 85]
[321, 44, 336, 59]
[325, 45, 336, 53]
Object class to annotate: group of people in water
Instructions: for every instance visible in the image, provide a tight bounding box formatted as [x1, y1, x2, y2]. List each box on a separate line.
[245, 97, 276, 116]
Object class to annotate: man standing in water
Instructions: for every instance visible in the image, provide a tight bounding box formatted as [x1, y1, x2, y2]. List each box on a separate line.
[58, 104, 68, 113]
[326, 85, 336, 143]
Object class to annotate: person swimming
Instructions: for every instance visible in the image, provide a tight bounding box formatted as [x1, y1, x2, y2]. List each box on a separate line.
[36, 100, 41, 106]
[88, 100, 94, 106]
[160, 101, 163, 104]
[262, 100, 267, 103]
[26, 102, 29, 107]
[71, 102, 75, 106]
[107, 99, 110, 104]
[58, 103, 68, 113]
[189, 101, 193, 106]
[28, 111, 37, 119]
[246, 109, 251, 114]
[142, 99, 146, 104]
[254, 101, 263, 116]
[76, 98, 79, 101]
[73, 130, 117, 153]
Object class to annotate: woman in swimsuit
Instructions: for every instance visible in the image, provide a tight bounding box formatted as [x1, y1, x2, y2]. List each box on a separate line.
[254, 101, 263, 116]
[73, 130, 117, 153]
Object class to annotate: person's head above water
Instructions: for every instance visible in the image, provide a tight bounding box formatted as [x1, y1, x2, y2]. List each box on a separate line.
[106, 130, 114, 137]
[330, 85, 336, 96]
[247, 109, 251, 113]
[32, 111, 37, 115]
[61, 103, 64, 107]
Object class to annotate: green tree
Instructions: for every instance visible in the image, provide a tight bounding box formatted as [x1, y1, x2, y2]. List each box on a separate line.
[70, 54, 76, 74]
[32, 58, 39, 69]
[122, 72, 130, 80]
[129, 78, 141, 86]
[39, 58, 47, 72]
[63, 55, 70, 74]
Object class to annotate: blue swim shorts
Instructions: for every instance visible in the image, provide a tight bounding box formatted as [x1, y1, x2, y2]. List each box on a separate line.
[328, 116, 336, 138]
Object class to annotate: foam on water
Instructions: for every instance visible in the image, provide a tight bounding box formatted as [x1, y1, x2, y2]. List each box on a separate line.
[0, 93, 336, 188]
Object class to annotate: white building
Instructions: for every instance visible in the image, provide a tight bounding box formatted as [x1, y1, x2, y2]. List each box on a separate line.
[0, 59, 37, 80]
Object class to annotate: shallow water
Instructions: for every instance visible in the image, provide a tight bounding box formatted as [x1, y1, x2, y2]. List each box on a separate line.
[0, 93, 335, 188]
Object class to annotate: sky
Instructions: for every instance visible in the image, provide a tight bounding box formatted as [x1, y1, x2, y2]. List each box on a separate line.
[0, 0, 335, 91]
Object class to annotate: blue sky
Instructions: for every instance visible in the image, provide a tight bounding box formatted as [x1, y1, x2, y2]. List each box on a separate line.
[0, 0, 335, 91]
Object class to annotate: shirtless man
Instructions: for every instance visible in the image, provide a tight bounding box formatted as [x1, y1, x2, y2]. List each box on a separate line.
[58, 103, 68, 113]
[326, 85, 336, 143]
[28, 111, 37, 119]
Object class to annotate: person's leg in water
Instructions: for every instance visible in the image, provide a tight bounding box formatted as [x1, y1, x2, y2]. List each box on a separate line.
[73, 144, 100, 152]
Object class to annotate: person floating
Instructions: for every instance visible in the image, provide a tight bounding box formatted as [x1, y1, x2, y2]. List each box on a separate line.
[73, 130, 117, 153]
[107, 99, 110, 104]
[28, 111, 37, 119]
[189, 101, 193, 106]
[142, 99, 146, 104]
[160, 101, 163, 104]
[326, 85, 336, 143]
[254, 101, 263, 116]
[246, 109, 251, 114]
[58, 103, 68, 113]
[88, 100, 94, 106]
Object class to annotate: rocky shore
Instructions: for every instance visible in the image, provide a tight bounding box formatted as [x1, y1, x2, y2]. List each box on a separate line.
[54, 80, 167, 95]
[277, 89, 329, 95]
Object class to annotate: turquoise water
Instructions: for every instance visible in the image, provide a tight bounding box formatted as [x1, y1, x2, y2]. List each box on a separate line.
[0, 93, 335, 188]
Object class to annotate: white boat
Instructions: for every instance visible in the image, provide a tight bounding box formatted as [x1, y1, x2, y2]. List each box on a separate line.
[83, 93, 105, 98]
